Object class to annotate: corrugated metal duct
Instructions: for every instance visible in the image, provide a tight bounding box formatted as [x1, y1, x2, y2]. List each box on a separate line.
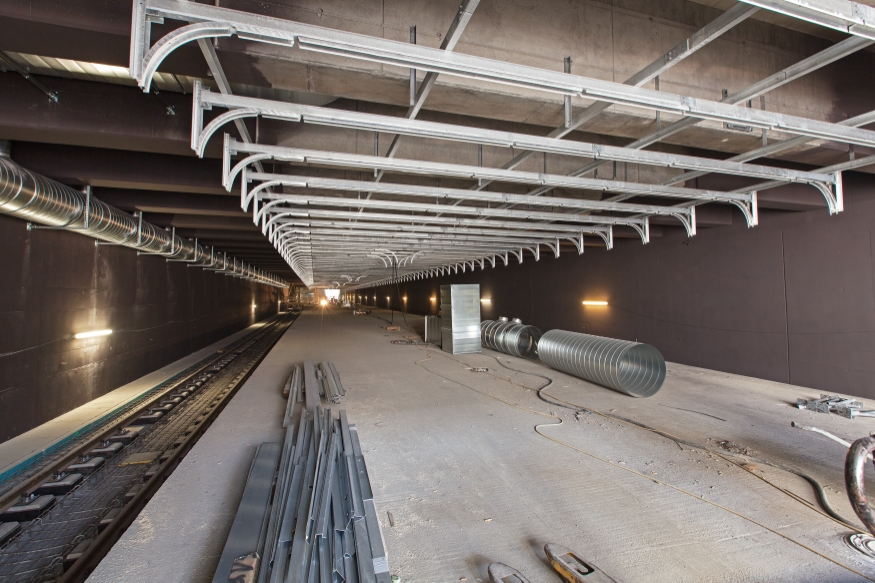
[0, 143, 286, 288]
[538, 330, 666, 397]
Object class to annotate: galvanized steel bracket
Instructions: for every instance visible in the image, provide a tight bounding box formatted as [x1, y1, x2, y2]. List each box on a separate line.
[810, 172, 844, 215]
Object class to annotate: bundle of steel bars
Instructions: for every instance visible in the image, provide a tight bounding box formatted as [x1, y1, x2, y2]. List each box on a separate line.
[214, 360, 388, 583]
[318, 362, 345, 404]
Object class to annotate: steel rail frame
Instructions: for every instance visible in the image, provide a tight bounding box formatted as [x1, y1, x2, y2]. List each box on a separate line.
[740, 0, 875, 39]
[132, 0, 875, 147]
[244, 172, 698, 235]
[195, 86, 832, 186]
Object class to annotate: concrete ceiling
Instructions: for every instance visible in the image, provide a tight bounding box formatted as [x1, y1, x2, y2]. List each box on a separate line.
[1, 0, 874, 287]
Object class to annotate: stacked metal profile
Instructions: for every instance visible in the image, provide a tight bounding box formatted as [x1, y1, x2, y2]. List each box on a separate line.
[213, 365, 389, 583]
[480, 317, 542, 358]
[538, 330, 666, 398]
[318, 362, 345, 404]
[440, 284, 481, 354]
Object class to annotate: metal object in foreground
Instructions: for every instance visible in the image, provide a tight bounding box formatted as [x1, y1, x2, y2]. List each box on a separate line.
[545, 543, 619, 582]
[538, 330, 666, 398]
[846, 436, 875, 535]
[488, 562, 531, 583]
[480, 318, 542, 357]
[424, 315, 442, 345]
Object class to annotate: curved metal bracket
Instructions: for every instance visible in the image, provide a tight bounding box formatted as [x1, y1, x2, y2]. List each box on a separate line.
[226, 152, 272, 191]
[488, 255, 496, 268]
[730, 192, 759, 228]
[670, 206, 697, 238]
[254, 198, 287, 229]
[195, 108, 259, 158]
[597, 227, 613, 250]
[139, 22, 235, 91]
[810, 173, 844, 215]
[511, 249, 524, 264]
[566, 234, 584, 255]
[544, 239, 560, 258]
[500, 252, 509, 266]
[629, 218, 650, 244]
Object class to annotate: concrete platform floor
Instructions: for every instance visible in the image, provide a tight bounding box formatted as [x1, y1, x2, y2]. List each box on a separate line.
[89, 306, 875, 583]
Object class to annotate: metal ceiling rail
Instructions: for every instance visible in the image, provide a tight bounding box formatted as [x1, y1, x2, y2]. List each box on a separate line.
[472, 3, 759, 189]
[374, 0, 480, 184]
[523, 34, 872, 202]
[133, 0, 875, 147]
[250, 193, 653, 241]
[224, 139, 755, 220]
[244, 172, 699, 233]
[267, 209, 614, 239]
[195, 86, 833, 186]
[664, 108, 875, 186]
[271, 219, 602, 248]
[740, 0, 875, 39]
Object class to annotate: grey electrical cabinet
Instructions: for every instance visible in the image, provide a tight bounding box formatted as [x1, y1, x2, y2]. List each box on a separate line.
[440, 284, 481, 354]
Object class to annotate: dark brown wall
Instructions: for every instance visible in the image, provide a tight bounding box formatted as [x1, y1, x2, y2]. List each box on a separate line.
[0, 214, 282, 442]
[360, 173, 875, 399]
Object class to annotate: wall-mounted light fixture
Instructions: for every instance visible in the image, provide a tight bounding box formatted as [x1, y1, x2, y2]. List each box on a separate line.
[480, 298, 492, 304]
[402, 296, 407, 301]
[74, 329, 112, 339]
[582, 301, 609, 306]
[429, 297, 436, 301]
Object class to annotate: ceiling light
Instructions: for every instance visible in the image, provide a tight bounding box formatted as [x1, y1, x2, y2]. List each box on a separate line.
[74, 329, 112, 339]
[582, 301, 608, 306]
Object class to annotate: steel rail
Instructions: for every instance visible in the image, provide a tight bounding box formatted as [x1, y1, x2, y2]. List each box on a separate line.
[0, 311, 300, 583]
[133, 0, 875, 147]
[197, 87, 832, 186]
[740, 0, 875, 39]
[58, 313, 298, 583]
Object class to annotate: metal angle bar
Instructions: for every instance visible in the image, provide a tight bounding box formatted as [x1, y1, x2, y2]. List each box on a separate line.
[140, 0, 875, 146]
[247, 172, 726, 214]
[200, 89, 832, 183]
[739, 0, 875, 39]
[230, 140, 750, 204]
[241, 154, 749, 208]
[272, 220, 600, 241]
[270, 209, 612, 236]
[376, 0, 480, 182]
[487, 3, 759, 176]
[255, 193, 648, 228]
[664, 107, 875, 186]
[554, 34, 873, 191]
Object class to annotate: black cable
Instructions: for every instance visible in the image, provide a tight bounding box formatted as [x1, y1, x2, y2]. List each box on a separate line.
[479, 352, 860, 531]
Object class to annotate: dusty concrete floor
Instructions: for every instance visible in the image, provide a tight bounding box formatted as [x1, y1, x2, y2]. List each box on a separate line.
[90, 306, 875, 583]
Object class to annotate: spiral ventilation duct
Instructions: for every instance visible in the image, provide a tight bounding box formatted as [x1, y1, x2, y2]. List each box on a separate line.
[538, 330, 666, 397]
[0, 149, 286, 288]
[480, 317, 542, 358]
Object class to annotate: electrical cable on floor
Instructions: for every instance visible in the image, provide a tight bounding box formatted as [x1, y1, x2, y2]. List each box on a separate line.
[408, 345, 875, 582]
[479, 351, 861, 532]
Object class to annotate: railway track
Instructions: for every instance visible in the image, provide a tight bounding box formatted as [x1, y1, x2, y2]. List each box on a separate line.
[0, 309, 301, 582]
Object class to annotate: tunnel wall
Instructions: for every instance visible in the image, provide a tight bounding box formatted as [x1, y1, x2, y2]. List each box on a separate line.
[359, 173, 875, 400]
[0, 214, 282, 442]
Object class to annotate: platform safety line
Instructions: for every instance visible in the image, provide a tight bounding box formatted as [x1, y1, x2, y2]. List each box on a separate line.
[410, 346, 875, 583]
